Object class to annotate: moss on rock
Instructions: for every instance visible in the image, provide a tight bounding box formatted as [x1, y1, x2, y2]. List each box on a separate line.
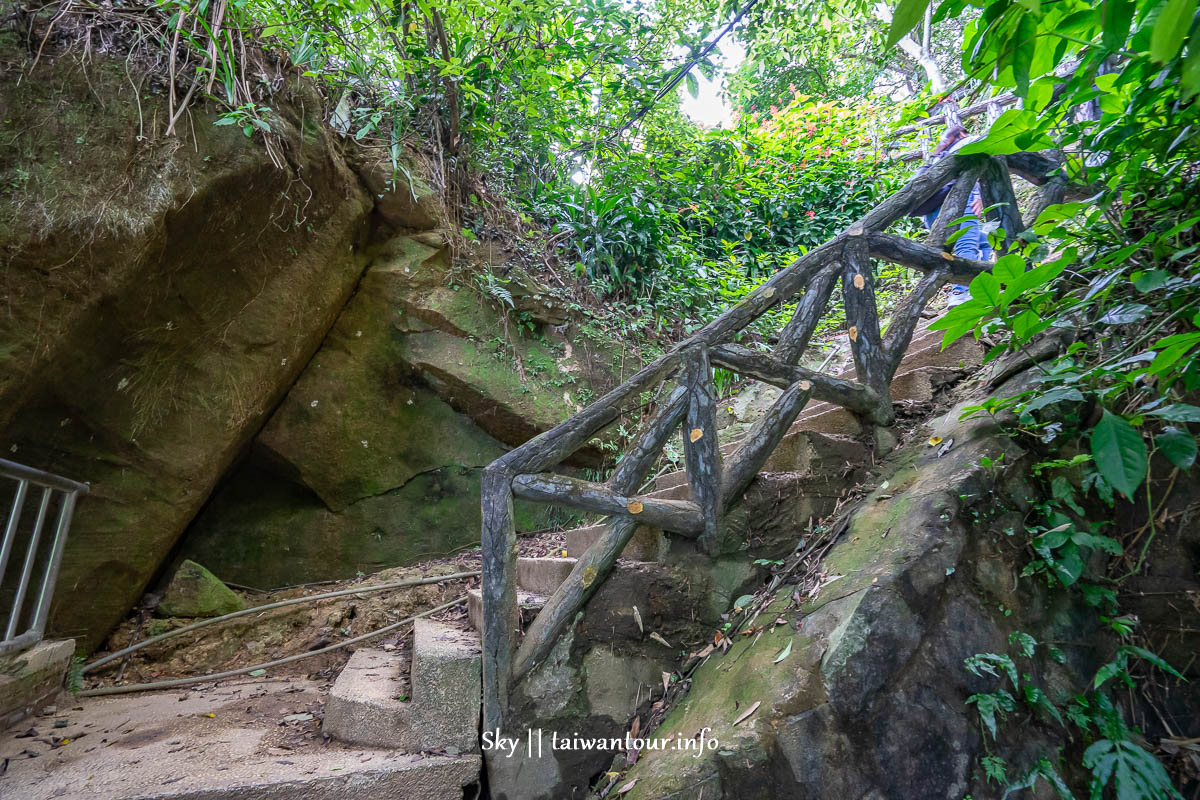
[158, 560, 245, 618]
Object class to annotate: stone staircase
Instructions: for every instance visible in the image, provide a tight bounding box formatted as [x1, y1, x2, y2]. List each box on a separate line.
[0, 323, 980, 799]
[324, 618, 481, 755]
[321, 321, 981, 790]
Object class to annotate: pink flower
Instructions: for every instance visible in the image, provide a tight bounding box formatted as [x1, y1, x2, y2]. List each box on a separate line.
[806, 210, 816, 219]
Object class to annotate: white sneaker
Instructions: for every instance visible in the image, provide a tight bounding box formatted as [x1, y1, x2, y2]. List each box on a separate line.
[945, 285, 970, 308]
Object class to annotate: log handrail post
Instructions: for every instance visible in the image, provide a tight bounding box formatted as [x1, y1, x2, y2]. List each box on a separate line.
[509, 387, 689, 682]
[683, 344, 721, 554]
[840, 234, 892, 423]
[480, 465, 518, 732]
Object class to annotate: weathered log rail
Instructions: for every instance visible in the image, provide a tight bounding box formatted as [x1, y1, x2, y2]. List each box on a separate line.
[480, 151, 1076, 730]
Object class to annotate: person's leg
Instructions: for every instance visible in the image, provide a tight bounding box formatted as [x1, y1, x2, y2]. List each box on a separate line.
[944, 193, 984, 307]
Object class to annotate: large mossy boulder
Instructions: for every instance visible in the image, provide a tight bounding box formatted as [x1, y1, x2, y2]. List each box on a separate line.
[158, 561, 244, 618]
[606, 382, 1106, 800]
[0, 38, 373, 649]
[175, 233, 603, 587]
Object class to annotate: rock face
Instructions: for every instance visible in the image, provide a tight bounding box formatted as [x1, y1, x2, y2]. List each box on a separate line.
[158, 560, 244, 618]
[0, 37, 613, 647]
[483, 469, 864, 800]
[0, 38, 373, 649]
[175, 234, 603, 588]
[613, 381, 1107, 799]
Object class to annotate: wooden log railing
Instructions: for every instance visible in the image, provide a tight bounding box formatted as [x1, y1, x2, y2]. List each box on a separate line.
[480, 151, 1062, 731]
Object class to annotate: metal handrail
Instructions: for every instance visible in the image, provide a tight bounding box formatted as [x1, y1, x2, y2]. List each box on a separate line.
[0, 458, 88, 657]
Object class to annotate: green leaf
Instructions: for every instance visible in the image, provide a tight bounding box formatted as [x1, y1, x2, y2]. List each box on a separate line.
[1094, 655, 1128, 689]
[1119, 645, 1185, 679]
[1011, 15, 1037, 96]
[1150, 0, 1194, 62]
[1021, 386, 1083, 417]
[1147, 403, 1200, 422]
[733, 594, 754, 610]
[958, 109, 1057, 155]
[1152, 429, 1200, 472]
[1098, 303, 1152, 325]
[684, 71, 700, 99]
[1156, 426, 1197, 468]
[1185, 34, 1200, 97]
[1011, 309, 1049, 342]
[969, 271, 1002, 306]
[1101, 0, 1135, 51]
[1083, 739, 1184, 800]
[1008, 631, 1038, 657]
[1131, 269, 1172, 292]
[993, 253, 1026, 283]
[886, 0, 933, 48]
[967, 689, 1016, 739]
[774, 639, 793, 663]
[1051, 541, 1085, 586]
[1023, 684, 1065, 726]
[1091, 411, 1147, 499]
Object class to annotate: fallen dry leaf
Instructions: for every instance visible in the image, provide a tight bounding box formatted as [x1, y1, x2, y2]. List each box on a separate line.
[649, 632, 672, 648]
[732, 701, 761, 726]
[618, 778, 638, 795]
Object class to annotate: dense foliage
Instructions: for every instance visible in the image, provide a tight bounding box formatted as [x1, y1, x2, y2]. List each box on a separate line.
[532, 95, 914, 334]
[891, 0, 1200, 794]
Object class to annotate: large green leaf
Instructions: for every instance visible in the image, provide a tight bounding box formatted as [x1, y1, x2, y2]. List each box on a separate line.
[969, 271, 1002, 306]
[1147, 403, 1200, 421]
[1156, 426, 1198, 468]
[1011, 15, 1038, 96]
[886, 0, 932, 48]
[1083, 739, 1185, 800]
[1185, 31, 1200, 97]
[958, 109, 1057, 155]
[1150, 0, 1194, 63]
[1101, 0, 1136, 51]
[1091, 411, 1147, 499]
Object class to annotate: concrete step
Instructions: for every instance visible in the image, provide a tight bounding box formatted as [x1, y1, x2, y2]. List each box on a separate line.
[467, 588, 547, 633]
[890, 364, 967, 404]
[0, 675, 479, 799]
[654, 469, 689, 492]
[517, 556, 577, 595]
[563, 523, 669, 562]
[324, 618, 480, 754]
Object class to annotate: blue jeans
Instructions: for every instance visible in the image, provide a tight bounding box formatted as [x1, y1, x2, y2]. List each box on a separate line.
[924, 187, 992, 263]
